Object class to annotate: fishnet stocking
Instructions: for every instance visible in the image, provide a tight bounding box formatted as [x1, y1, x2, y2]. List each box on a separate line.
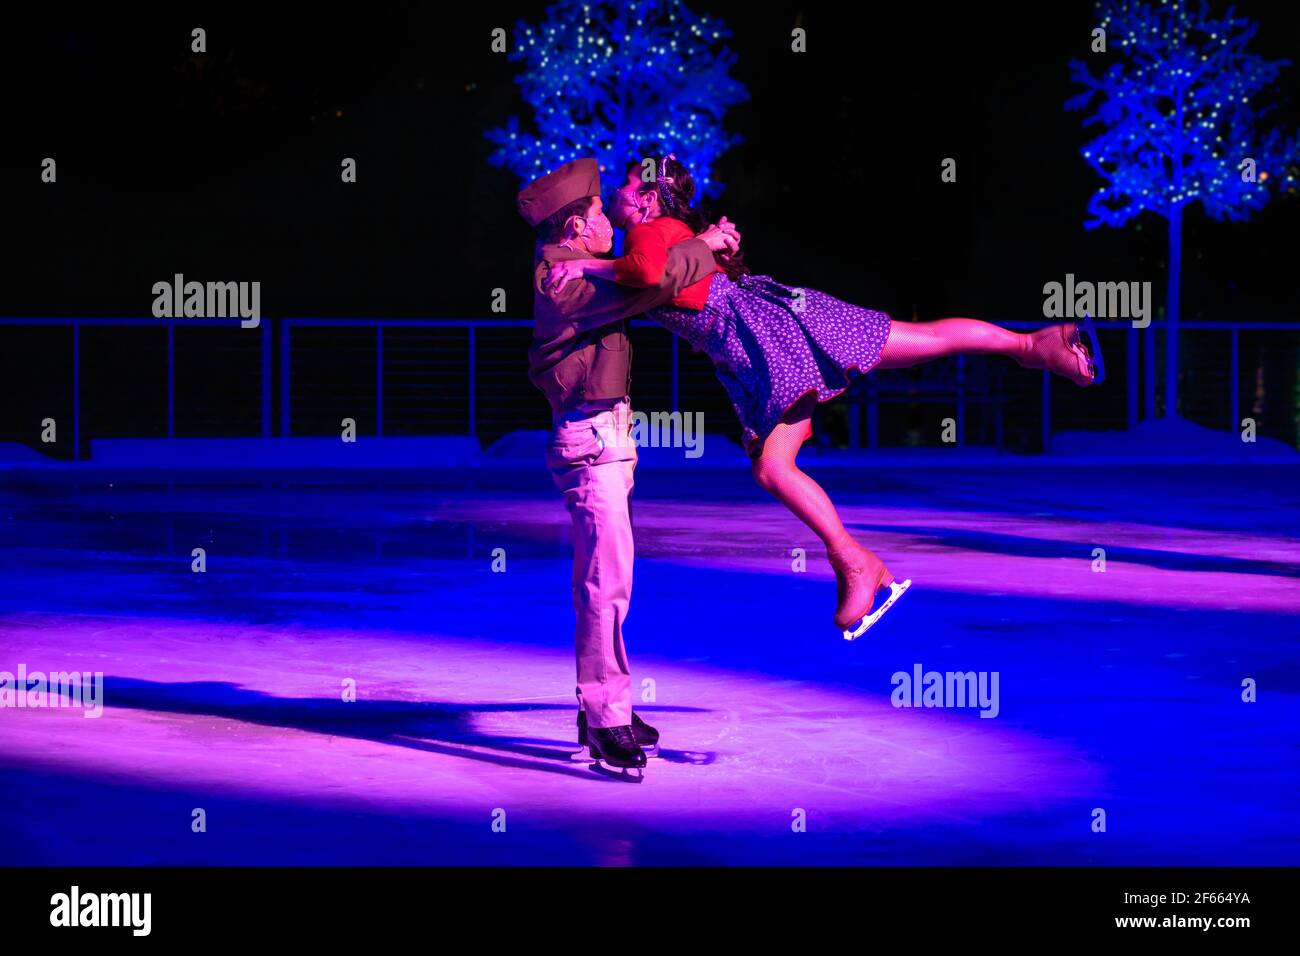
[750, 393, 856, 552]
[875, 317, 1027, 369]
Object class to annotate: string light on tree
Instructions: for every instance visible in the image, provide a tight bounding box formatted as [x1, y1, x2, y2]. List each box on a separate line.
[1067, 0, 1300, 419]
[486, 0, 748, 198]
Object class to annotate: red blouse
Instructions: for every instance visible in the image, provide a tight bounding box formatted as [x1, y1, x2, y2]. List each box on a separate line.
[612, 217, 720, 310]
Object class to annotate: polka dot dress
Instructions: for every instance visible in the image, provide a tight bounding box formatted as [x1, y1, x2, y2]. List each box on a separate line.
[650, 272, 893, 453]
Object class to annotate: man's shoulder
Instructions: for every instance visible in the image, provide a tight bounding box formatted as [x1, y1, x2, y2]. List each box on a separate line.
[537, 241, 585, 264]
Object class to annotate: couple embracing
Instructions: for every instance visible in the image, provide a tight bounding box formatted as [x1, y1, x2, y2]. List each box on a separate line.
[518, 155, 1101, 778]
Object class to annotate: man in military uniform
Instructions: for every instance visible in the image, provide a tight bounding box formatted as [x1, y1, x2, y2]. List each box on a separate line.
[517, 157, 738, 777]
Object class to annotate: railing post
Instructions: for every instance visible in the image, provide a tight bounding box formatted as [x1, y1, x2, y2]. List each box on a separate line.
[468, 325, 476, 436]
[867, 382, 879, 450]
[1041, 368, 1051, 453]
[1127, 323, 1138, 429]
[261, 319, 272, 438]
[167, 323, 175, 438]
[280, 320, 291, 438]
[376, 324, 384, 437]
[956, 354, 966, 446]
[72, 322, 81, 461]
[670, 335, 680, 414]
[1144, 322, 1157, 419]
[1230, 326, 1239, 433]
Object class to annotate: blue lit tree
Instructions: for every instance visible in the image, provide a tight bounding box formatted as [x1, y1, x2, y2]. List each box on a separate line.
[1067, 0, 1299, 418]
[486, 0, 748, 200]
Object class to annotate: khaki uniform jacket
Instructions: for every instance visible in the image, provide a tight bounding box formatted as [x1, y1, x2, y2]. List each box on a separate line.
[527, 237, 717, 417]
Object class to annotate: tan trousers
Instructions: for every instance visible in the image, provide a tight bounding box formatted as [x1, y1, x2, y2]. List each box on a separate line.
[545, 397, 637, 729]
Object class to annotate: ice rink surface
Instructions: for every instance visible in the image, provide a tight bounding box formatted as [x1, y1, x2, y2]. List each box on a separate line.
[1, 462, 1296, 864]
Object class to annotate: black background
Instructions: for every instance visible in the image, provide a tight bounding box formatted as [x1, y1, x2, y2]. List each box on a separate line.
[2, 2, 1297, 449]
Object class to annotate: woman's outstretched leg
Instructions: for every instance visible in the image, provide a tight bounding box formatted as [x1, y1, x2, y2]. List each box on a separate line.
[750, 394, 895, 630]
[750, 394, 850, 550]
[876, 317, 1095, 385]
[876, 317, 1025, 367]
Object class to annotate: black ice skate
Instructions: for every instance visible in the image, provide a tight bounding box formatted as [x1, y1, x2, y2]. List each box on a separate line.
[630, 711, 660, 756]
[580, 723, 647, 780]
[573, 709, 661, 760]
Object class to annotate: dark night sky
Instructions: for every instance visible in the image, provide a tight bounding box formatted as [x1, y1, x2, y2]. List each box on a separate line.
[1, 2, 1297, 448]
[3, 2, 1297, 319]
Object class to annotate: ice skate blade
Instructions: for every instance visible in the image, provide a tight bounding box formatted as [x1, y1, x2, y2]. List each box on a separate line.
[1079, 313, 1106, 385]
[593, 758, 645, 781]
[573, 743, 660, 760]
[843, 579, 911, 641]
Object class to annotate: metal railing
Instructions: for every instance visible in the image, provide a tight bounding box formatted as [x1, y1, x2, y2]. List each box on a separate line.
[2, 317, 1297, 457]
[982, 319, 1298, 452]
[2, 318, 272, 459]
